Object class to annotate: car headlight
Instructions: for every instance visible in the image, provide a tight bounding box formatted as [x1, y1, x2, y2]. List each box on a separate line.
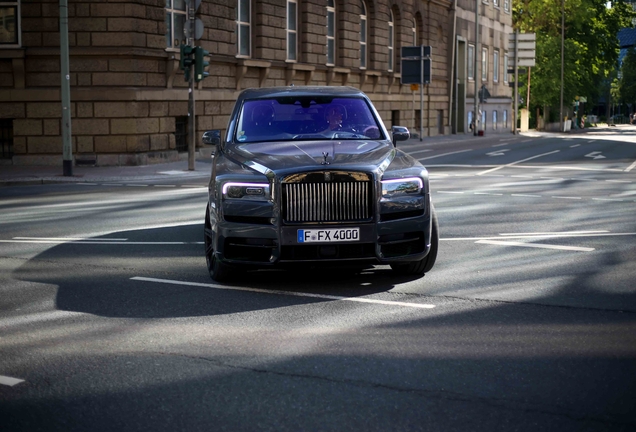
[381, 177, 423, 197]
[222, 182, 271, 200]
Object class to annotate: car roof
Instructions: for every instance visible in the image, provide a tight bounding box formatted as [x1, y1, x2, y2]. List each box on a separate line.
[238, 86, 368, 100]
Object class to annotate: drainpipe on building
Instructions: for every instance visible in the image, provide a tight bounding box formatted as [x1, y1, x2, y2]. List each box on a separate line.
[60, 0, 72, 176]
[474, 0, 480, 136]
[449, 0, 457, 134]
[188, 1, 196, 171]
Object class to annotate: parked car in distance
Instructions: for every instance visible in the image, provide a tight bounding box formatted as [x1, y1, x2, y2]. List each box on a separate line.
[203, 86, 438, 282]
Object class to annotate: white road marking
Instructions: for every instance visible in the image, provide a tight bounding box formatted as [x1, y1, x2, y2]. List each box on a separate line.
[417, 149, 473, 161]
[442, 232, 636, 241]
[13, 237, 127, 241]
[476, 240, 594, 252]
[570, 144, 580, 148]
[511, 194, 542, 198]
[540, 177, 564, 180]
[477, 150, 560, 175]
[499, 230, 608, 236]
[154, 184, 178, 188]
[551, 196, 582, 200]
[605, 180, 631, 183]
[592, 198, 625, 202]
[103, 183, 123, 186]
[486, 149, 510, 156]
[77, 183, 98, 185]
[437, 191, 465, 194]
[492, 142, 510, 147]
[474, 192, 503, 195]
[625, 160, 636, 172]
[408, 149, 433, 155]
[585, 151, 606, 160]
[511, 164, 624, 173]
[0, 376, 24, 387]
[131, 277, 436, 309]
[0, 239, 203, 245]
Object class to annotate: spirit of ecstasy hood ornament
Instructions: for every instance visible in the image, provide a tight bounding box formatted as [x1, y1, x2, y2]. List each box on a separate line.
[322, 151, 330, 165]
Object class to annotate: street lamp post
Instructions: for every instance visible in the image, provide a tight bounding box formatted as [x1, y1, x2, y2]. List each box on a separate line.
[560, 0, 564, 132]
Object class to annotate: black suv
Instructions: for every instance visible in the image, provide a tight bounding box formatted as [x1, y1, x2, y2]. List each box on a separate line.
[203, 86, 438, 282]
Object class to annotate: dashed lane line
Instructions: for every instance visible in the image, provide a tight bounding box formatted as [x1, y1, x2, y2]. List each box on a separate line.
[0, 376, 25, 387]
[131, 277, 436, 310]
[476, 240, 595, 252]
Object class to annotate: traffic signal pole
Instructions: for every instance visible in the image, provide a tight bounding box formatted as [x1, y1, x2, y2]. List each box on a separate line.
[188, 1, 196, 171]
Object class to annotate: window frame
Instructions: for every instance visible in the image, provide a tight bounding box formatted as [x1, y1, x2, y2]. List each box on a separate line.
[0, 1, 20, 47]
[237, 0, 251, 58]
[493, 49, 499, 83]
[481, 47, 488, 82]
[493, 110, 498, 129]
[504, 54, 509, 83]
[468, 44, 475, 81]
[388, 10, 394, 72]
[164, 0, 186, 50]
[286, 0, 298, 62]
[360, 0, 367, 69]
[327, 0, 336, 66]
[504, 0, 510, 13]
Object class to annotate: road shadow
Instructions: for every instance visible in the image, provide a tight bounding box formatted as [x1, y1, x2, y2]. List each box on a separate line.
[12, 223, 426, 319]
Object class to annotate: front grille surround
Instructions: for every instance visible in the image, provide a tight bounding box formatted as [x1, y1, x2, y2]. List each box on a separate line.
[282, 171, 374, 224]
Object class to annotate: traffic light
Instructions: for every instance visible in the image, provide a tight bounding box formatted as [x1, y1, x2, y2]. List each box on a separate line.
[194, 46, 210, 82]
[179, 44, 194, 82]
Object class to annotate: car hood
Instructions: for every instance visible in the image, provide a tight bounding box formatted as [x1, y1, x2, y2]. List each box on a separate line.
[226, 140, 397, 175]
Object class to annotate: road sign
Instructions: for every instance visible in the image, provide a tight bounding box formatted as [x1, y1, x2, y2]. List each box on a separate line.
[184, 18, 204, 40]
[400, 46, 432, 85]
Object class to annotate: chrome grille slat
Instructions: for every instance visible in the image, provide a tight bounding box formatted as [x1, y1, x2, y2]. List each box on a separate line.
[283, 177, 371, 223]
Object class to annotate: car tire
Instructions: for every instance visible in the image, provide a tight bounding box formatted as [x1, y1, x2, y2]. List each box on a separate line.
[390, 205, 439, 275]
[204, 205, 232, 283]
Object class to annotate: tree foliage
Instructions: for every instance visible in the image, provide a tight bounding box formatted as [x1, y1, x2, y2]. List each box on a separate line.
[619, 47, 636, 107]
[512, 0, 635, 114]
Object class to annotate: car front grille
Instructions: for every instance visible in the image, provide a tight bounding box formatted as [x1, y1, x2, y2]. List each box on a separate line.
[282, 171, 373, 223]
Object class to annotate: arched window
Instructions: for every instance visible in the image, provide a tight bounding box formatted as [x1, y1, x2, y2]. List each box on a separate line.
[360, 0, 368, 69]
[327, 0, 336, 66]
[237, 0, 251, 57]
[388, 10, 394, 72]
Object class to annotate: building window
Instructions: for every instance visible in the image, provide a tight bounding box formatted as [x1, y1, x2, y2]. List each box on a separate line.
[503, 109, 508, 128]
[468, 111, 474, 131]
[0, 119, 13, 158]
[412, 22, 416, 45]
[165, 0, 186, 49]
[360, 0, 367, 69]
[175, 116, 188, 152]
[287, 0, 297, 61]
[481, 110, 487, 130]
[493, 50, 499, 82]
[481, 47, 488, 81]
[504, 54, 509, 83]
[468, 44, 475, 80]
[494, 0, 500, 7]
[388, 10, 394, 72]
[493, 110, 498, 129]
[504, 0, 510, 13]
[327, 0, 335, 66]
[237, 0, 251, 57]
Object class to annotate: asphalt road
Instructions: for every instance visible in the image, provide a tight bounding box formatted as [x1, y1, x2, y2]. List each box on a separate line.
[1, 129, 635, 431]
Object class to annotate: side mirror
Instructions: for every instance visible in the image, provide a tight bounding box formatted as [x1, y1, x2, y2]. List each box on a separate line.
[202, 130, 221, 145]
[391, 126, 410, 144]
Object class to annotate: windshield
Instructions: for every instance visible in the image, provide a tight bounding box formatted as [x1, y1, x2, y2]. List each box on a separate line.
[235, 96, 385, 143]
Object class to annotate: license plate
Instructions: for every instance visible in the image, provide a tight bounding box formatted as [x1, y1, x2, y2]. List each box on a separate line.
[297, 228, 360, 243]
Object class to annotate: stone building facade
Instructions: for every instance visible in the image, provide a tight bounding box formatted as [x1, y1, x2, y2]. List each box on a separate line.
[0, 0, 511, 166]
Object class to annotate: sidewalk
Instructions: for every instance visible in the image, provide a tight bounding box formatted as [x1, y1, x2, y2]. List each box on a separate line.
[0, 154, 213, 187]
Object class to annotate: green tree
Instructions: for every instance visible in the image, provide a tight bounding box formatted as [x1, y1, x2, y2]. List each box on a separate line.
[513, 0, 635, 119]
[619, 47, 636, 109]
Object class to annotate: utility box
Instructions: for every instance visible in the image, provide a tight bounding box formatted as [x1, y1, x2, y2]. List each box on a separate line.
[520, 108, 529, 132]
